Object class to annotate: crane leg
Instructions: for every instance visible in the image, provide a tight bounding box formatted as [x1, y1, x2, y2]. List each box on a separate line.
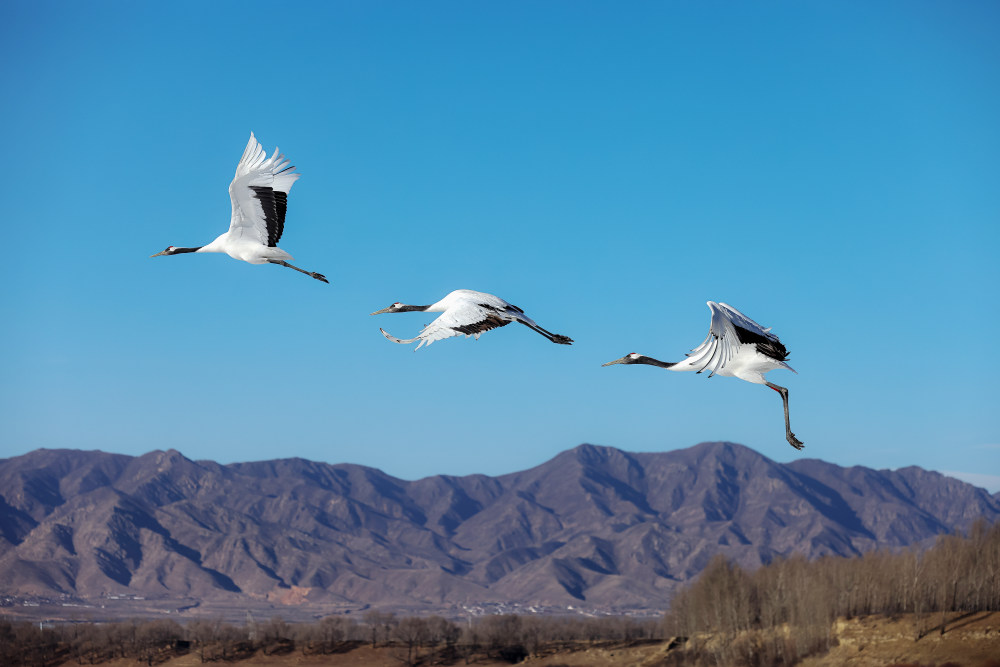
[518, 321, 573, 345]
[267, 260, 329, 284]
[766, 382, 804, 450]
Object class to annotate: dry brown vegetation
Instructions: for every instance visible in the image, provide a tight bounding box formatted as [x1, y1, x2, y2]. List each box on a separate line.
[2, 520, 998, 667]
[662, 519, 1000, 666]
[0, 612, 661, 667]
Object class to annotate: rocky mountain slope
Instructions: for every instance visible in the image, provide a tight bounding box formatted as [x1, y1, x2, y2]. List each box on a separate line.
[1, 442, 997, 612]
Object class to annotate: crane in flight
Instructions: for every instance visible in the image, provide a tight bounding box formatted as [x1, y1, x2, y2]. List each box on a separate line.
[151, 133, 328, 283]
[603, 301, 804, 450]
[371, 289, 573, 350]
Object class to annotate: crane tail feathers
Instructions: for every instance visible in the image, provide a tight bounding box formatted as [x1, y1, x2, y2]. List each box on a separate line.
[380, 328, 420, 346]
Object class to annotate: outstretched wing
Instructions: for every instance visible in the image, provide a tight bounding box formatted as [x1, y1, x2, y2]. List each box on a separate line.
[385, 301, 513, 350]
[716, 302, 788, 362]
[685, 301, 786, 376]
[228, 133, 300, 247]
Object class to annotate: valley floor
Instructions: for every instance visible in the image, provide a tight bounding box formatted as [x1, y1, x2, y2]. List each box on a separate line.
[797, 612, 1000, 667]
[49, 612, 999, 667]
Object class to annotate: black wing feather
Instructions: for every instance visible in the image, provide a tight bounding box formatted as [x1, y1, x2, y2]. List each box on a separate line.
[453, 314, 511, 336]
[249, 186, 286, 247]
[733, 325, 789, 361]
[273, 191, 287, 245]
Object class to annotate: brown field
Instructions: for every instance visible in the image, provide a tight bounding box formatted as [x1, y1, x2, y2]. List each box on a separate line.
[798, 612, 1000, 667]
[46, 612, 999, 667]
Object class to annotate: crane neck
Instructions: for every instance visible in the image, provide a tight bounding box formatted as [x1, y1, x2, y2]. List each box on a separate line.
[637, 356, 677, 369]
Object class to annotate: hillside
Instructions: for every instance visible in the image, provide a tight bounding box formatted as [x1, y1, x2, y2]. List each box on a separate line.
[1, 442, 997, 614]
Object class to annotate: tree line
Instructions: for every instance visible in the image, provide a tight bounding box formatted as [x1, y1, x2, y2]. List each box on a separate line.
[0, 608, 661, 667]
[662, 518, 1000, 666]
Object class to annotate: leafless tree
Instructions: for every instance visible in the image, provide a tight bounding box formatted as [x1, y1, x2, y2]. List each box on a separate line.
[134, 619, 183, 665]
[392, 616, 429, 666]
[363, 609, 397, 648]
[477, 614, 527, 662]
[426, 614, 460, 649]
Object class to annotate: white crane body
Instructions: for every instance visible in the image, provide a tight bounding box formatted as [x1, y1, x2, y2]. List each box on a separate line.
[372, 289, 573, 349]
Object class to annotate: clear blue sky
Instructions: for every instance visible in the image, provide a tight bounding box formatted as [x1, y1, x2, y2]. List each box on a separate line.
[2, 2, 998, 491]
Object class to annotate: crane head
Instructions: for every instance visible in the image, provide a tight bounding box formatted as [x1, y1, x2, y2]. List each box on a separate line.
[371, 302, 430, 315]
[602, 353, 676, 369]
[150, 246, 177, 258]
[601, 353, 643, 366]
[151, 246, 201, 257]
[371, 302, 405, 315]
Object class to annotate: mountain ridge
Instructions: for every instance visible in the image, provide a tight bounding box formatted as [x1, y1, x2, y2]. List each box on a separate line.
[1, 442, 997, 613]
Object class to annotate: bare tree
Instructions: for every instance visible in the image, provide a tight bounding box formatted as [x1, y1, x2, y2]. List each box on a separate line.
[134, 619, 183, 665]
[363, 610, 397, 649]
[392, 616, 429, 666]
[477, 614, 526, 662]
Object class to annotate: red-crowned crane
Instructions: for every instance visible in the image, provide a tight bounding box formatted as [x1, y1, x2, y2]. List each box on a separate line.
[151, 133, 327, 283]
[371, 289, 573, 350]
[603, 301, 804, 450]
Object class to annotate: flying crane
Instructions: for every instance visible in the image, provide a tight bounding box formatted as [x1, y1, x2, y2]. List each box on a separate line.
[151, 133, 328, 283]
[603, 301, 804, 450]
[371, 289, 573, 349]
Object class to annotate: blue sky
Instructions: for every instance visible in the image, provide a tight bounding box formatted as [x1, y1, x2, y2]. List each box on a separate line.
[2, 2, 998, 492]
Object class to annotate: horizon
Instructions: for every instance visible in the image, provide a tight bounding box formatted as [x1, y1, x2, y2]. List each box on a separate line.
[6, 439, 998, 494]
[1, 3, 998, 495]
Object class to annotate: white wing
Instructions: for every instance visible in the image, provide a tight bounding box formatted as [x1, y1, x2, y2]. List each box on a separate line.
[228, 133, 300, 247]
[684, 302, 761, 376]
[715, 302, 774, 338]
[446, 289, 513, 311]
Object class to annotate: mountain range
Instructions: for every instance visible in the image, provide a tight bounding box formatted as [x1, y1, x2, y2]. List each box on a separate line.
[1, 442, 997, 613]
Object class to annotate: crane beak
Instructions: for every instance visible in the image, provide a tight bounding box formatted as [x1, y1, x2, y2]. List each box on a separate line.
[150, 250, 169, 258]
[370, 306, 395, 315]
[601, 357, 629, 366]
